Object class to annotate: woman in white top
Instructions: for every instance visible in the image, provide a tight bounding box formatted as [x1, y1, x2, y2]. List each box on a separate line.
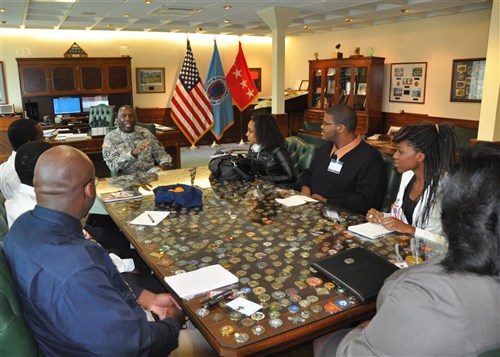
[366, 122, 459, 243]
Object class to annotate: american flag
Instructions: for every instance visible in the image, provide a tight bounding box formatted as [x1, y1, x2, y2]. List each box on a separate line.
[171, 40, 214, 145]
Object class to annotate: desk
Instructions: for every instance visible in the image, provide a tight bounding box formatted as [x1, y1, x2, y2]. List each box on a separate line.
[98, 169, 445, 357]
[45, 130, 182, 177]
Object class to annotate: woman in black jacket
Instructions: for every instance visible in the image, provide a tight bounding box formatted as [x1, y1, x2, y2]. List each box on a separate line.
[245, 113, 295, 184]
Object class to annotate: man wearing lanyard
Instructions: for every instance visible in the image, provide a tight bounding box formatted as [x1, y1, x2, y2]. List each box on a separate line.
[301, 104, 386, 215]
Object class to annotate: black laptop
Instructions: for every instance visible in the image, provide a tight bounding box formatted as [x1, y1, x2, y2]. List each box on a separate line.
[310, 247, 399, 302]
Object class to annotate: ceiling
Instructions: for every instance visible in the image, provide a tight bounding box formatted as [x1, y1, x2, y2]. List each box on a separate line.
[0, 0, 493, 36]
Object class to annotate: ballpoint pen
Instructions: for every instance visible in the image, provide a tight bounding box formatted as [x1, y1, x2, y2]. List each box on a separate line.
[202, 289, 233, 309]
[147, 214, 155, 223]
[200, 289, 232, 304]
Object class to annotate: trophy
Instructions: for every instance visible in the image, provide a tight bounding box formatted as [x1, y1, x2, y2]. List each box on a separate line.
[188, 167, 197, 186]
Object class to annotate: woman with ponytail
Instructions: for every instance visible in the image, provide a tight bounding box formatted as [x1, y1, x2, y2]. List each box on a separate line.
[366, 122, 460, 243]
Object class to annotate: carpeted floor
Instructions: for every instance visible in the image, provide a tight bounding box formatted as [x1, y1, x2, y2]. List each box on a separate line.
[180, 142, 248, 168]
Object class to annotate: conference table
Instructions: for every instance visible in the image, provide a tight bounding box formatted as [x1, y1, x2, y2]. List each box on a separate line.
[96, 167, 446, 357]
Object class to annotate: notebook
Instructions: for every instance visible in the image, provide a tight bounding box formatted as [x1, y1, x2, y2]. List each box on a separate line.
[310, 247, 399, 302]
[347, 222, 394, 239]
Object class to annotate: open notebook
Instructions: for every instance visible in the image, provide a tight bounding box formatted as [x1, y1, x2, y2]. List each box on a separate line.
[348, 222, 394, 239]
[310, 247, 399, 302]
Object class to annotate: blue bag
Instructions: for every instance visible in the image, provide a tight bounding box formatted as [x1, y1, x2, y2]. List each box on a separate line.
[153, 184, 203, 208]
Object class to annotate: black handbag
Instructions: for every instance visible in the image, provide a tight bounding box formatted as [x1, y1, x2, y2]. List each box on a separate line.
[208, 154, 253, 181]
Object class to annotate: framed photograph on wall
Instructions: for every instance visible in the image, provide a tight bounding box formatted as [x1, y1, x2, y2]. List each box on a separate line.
[450, 58, 486, 102]
[249, 68, 262, 92]
[0, 61, 7, 105]
[389, 62, 427, 104]
[136, 67, 165, 93]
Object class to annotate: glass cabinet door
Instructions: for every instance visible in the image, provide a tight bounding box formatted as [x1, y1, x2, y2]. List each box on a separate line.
[353, 66, 368, 111]
[339, 66, 352, 106]
[325, 67, 336, 108]
[311, 68, 322, 108]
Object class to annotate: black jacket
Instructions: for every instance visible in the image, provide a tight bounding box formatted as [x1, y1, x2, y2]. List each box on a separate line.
[246, 145, 295, 184]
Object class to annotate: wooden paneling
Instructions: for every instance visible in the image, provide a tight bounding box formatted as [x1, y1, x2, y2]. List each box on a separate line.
[382, 112, 479, 131]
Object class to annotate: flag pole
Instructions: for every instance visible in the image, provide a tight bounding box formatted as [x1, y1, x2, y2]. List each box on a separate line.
[190, 143, 198, 150]
[238, 110, 245, 145]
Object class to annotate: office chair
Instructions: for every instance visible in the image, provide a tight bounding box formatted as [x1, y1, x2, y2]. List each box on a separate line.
[88, 104, 115, 128]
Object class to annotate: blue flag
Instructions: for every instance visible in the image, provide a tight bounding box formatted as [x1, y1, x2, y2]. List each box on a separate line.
[205, 40, 234, 140]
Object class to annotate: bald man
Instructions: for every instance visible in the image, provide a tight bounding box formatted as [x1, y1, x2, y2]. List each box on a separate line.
[3, 146, 185, 356]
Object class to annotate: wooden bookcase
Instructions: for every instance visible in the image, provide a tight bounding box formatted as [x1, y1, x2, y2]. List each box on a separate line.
[16, 57, 132, 120]
[304, 56, 385, 135]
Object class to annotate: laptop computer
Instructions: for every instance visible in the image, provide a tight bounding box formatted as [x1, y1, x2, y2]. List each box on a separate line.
[310, 247, 399, 302]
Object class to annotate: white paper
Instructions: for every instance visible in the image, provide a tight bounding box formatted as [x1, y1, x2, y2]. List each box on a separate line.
[164, 264, 238, 300]
[275, 195, 318, 207]
[129, 211, 170, 226]
[226, 297, 262, 316]
[348, 222, 394, 239]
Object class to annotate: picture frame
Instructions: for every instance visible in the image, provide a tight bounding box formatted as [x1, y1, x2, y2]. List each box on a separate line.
[450, 58, 486, 102]
[389, 62, 427, 104]
[249, 68, 262, 92]
[387, 125, 402, 136]
[299, 80, 309, 91]
[136, 67, 165, 93]
[0, 61, 7, 105]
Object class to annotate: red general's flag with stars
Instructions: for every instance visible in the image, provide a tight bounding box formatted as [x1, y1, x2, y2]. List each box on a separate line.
[170, 40, 214, 145]
[226, 42, 258, 111]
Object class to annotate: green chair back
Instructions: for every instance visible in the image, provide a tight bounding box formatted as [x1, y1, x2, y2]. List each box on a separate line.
[88, 104, 115, 128]
[380, 152, 402, 213]
[0, 248, 40, 356]
[285, 136, 316, 189]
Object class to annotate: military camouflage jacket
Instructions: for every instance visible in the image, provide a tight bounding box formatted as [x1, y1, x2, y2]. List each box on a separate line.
[102, 126, 172, 175]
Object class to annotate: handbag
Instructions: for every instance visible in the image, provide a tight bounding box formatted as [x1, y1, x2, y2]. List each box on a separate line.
[208, 154, 253, 181]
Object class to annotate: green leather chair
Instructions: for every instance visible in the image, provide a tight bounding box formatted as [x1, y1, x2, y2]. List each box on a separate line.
[88, 104, 115, 128]
[0, 248, 40, 356]
[380, 151, 402, 213]
[285, 136, 317, 189]
[0, 193, 8, 241]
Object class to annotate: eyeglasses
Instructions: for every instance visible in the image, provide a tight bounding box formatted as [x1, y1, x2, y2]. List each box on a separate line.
[322, 120, 342, 126]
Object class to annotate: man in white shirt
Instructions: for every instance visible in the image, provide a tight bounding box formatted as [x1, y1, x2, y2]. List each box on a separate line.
[0, 119, 43, 199]
[5, 141, 51, 227]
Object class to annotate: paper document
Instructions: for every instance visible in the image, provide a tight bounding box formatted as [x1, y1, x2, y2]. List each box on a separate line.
[130, 211, 170, 226]
[164, 264, 238, 300]
[348, 222, 394, 239]
[226, 297, 262, 316]
[275, 195, 318, 207]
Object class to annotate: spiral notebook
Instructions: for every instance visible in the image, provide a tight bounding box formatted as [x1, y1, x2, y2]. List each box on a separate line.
[310, 247, 399, 302]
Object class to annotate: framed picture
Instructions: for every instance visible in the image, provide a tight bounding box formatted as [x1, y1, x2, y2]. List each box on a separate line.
[136, 67, 165, 93]
[0, 61, 7, 105]
[249, 68, 262, 92]
[299, 80, 309, 91]
[387, 125, 402, 136]
[357, 83, 367, 95]
[450, 58, 486, 102]
[389, 62, 427, 104]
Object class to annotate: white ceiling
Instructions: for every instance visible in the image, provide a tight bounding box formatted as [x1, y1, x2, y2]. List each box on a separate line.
[0, 0, 493, 36]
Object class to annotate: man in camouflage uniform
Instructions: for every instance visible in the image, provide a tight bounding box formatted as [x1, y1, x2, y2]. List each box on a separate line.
[102, 105, 172, 175]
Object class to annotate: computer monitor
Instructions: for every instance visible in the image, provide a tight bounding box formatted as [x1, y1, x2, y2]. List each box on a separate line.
[81, 95, 110, 113]
[52, 97, 81, 116]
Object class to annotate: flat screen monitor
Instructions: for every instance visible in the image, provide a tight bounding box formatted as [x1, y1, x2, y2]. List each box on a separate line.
[81, 95, 110, 113]
[52, 97, 81, 115]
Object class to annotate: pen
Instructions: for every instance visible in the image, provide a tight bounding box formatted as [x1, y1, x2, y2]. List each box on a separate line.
[200, 289, 232, 304]
[202, 290, 233, 308]
[147, 214, 155, 223]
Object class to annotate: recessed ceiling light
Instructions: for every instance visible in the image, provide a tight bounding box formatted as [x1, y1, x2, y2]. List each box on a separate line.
[400, 9, 409, 14]
[107, 24, 114, 27]
[144, 0, 153, 4]
[123, 13, 129, 18]
[0, 8, 6, 13]
[223, 6, 232, 10]
[303, 25, 310, 29]
[224, 19, 231, 24]
[345, 18, 353, 23]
